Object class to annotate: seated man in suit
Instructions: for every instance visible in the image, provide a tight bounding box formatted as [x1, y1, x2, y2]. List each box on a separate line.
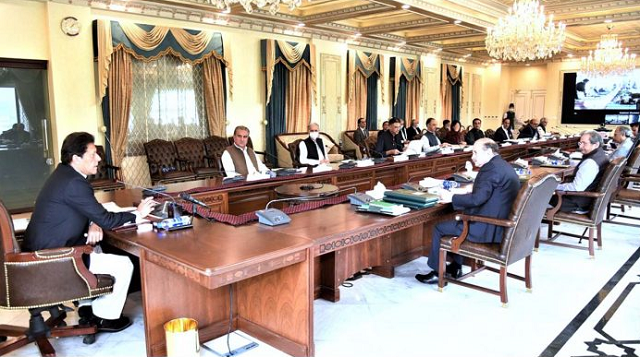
[398, 118, 408, 143]
[377, 121, 389, 136]
[353, 117, 369, 146]
[299, 122, 330, 165]
[518, 118, 540, 140]
[415, 138, 520, 284]
[609, 126, 634, 161]
[221, 125, 269, 177]
[538, 117, 548, 136]
[406, 118, 421, 141]
[493, 118, 513, 143]
[550, 130, 609, 213]
[464, 118, 485, 145]
[375, 118, 405, 157]
[24, 132, 157, 332]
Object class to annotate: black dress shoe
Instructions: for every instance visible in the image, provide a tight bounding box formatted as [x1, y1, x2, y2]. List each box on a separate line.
[415, 271, 437, 284]
[78, 306, 94, 325]
[95, 316, 132, 333]
[445, 263, 462, 279]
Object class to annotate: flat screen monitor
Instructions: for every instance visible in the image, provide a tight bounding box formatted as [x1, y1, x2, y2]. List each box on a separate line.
[561, 69, 640, 125]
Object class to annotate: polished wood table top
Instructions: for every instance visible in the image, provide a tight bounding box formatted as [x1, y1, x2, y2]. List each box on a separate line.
[274, 183, 339, 198]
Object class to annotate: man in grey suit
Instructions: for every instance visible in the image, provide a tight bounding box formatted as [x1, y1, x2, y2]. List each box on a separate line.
[353, 117, 369, 146]
[415, 138, 521, 284]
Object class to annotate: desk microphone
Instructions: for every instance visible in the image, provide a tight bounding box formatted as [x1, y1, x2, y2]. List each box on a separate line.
[117, 180, 180, 219]
[179, 192, 208, 208]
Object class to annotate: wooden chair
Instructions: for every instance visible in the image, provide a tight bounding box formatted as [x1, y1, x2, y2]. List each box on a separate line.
[542, 157, 627, 258]
[606, 147, 640, 227]
[143, 139, 196, 185]
[174, 137, 218, 179]
[0, 200, 114, 356]
[88, 145, 125, 191]
[437, 174, 560, 305]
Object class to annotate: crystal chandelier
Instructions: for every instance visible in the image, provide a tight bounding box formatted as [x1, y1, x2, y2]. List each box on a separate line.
[580, 26, 637, 77]
[485, 0, 566, 62]
[208, 0, 302, 15]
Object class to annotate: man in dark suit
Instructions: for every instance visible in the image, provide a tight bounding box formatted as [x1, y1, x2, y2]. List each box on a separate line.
[377, 121, 389, 136]
[25, 132, 157, 332]
[353, 117, 369, 146]
[493, 118, 513, 143]
[415, 138, 520, 284]
[375, 118, 405, 157]
[464, 118, 485, 145]
[406, 118, 421, 141]
[518, 118, 540, 140]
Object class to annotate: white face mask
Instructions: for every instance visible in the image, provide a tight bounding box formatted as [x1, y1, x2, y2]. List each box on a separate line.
[310, 131, 319, 140]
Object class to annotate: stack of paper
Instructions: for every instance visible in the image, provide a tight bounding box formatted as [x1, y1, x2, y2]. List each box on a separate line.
[312, 164, 333, 173]
[364, 200, 410, 216]
[392, 154, 408, 162]
[383, 189, 439, 209]
[356, 159, 374, 167]
[246, 172, 271, 181]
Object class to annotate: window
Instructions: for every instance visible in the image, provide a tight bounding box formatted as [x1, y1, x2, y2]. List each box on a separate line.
[127, 55, 208, 157]
[0, 87, 18, 133]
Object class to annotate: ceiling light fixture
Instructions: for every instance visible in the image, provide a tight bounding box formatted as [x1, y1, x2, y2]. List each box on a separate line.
[402, 4, 410, 10]
[454, 20, 462, 24]
[580, 25, 636, 77]
[485, 0, 565, 61]
[206, 0, 302, 15]
[297, 22, 305, 27]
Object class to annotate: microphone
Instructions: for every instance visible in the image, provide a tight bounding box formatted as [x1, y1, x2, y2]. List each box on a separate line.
[117, 180, 181, 219]
[179, 192, 208, 208]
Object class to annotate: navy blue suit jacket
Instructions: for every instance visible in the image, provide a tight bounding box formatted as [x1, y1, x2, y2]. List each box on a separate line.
[451, 155, 520, 243]
[24, 164, 135, 252]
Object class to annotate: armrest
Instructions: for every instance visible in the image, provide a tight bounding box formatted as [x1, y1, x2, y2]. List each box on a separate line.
[455, 213, 516, 228]
[556, 190, 604, 198]
[622, 175, 640, 183]
[5, 245, 98, 288]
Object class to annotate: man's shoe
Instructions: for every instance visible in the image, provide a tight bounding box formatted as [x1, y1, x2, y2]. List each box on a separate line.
[445, 263, 462, 279]
[415, 271, 437, 284]
[96, 316, 132, 333]
[77, 306, 95, 325]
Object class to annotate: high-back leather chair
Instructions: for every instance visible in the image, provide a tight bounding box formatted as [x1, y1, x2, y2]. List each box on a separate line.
[174, 137, 217, 179]
[543, 157, 627, 257]
[143, 139, 196, 184]
[202, 135, 230, 171]
[437, 174, 560, 305]
[88, 145, 125, 191]
[484, 129, 495, 140]
[0, 200, 114, 356]
[606, 147, 640, 227]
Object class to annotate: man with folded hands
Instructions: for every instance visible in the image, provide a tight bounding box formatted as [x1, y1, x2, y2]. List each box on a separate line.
[415, 138, 520, 285]
[549, 130, 608, 213]
[25, 132, 157, 333]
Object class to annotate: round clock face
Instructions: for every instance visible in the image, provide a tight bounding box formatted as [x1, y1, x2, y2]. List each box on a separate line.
[61, 16, 81, 36]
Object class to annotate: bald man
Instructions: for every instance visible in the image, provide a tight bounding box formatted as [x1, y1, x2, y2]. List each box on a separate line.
[518, 118, 540, 140]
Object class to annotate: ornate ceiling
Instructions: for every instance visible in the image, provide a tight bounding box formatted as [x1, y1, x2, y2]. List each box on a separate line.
[66, 0, 640, 64]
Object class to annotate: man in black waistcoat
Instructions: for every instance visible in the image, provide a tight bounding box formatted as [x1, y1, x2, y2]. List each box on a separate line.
[464, 118, 485, 145]
[550, 130, 609, 213]
[375, 118, 405, 157]
[299, 122, 329, 166]
[25, 132, 157, 333]
[415, 138, 520, 284]
[406, 118, 421, 141]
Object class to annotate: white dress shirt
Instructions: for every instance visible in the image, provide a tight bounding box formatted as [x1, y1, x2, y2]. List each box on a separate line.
[299, 139, 326, 165]
[419, 131, 441, 153]
[557, 158, 599, 192]
[221, 144, 268, 177]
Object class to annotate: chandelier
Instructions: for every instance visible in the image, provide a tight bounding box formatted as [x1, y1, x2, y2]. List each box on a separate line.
[580, 26, 636, 77]
[208, 0, 302, 15]
[485, 0, 565, 62]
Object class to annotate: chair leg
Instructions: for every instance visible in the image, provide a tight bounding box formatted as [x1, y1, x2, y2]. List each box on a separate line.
[525, 255, 532, 291]
[588, 227, 595, 258]
[547, 221, 553, 239]
[534, 228, 540, 251]
[499, 266, 508, 306]
[606, 203, 611, 220]
[597, 223, 602, 250]
[438, 249, 446, 291]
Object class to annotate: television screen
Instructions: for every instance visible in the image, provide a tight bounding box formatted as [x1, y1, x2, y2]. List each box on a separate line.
[561, 69, 640, 125]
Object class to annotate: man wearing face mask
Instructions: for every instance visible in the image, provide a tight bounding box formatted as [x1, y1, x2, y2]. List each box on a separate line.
[299, 122, 330, 165]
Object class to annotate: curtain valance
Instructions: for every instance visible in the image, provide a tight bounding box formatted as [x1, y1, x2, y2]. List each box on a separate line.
[347, 50, 384, 104]
[445, 64, 462, 85]
[95, 20, 232, 102]
[261, 39, 316, 105]
[390, 57, 422, 105]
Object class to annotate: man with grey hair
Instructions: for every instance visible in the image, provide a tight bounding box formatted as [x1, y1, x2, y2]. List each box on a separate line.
[550, 130, 608, 213]
[221, 125, 268, 177]
[609, 126, 634, 160]
[415, 138, 520, 285]
[299, 122, 330, 165]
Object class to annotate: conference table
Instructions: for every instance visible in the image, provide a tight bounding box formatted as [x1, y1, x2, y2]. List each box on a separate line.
[101, 136, 578, 357]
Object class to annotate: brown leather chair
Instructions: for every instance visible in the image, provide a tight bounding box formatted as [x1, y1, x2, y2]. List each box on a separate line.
[0, 200, 114, 356]
[484, 129, 495, 140]
[437, 174, 560, 305]
[606, 147, 640, 227]
[143, 139, 196, 185]
[202, 135, 230, 171]
[174, 137, 218, 179]
[88, 145, 125, 191]
[542, 157, 627, 257]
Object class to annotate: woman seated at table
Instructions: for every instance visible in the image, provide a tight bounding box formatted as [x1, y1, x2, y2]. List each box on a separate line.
[443, 121, 467, 145]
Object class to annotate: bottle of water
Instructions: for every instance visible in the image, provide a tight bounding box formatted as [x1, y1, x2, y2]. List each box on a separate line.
[155, 216, 192, 230]
[442, 180, 460, 190]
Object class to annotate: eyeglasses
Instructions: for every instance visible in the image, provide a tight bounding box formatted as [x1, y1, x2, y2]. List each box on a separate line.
[309, 130, 319, 132]
[578, 141, 590, 146]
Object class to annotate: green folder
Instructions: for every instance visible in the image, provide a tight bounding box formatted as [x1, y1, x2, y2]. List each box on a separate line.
[384, 189, 439, 204]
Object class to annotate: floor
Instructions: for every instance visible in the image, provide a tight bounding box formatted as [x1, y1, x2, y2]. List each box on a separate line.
[2, 209, 639, 357]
